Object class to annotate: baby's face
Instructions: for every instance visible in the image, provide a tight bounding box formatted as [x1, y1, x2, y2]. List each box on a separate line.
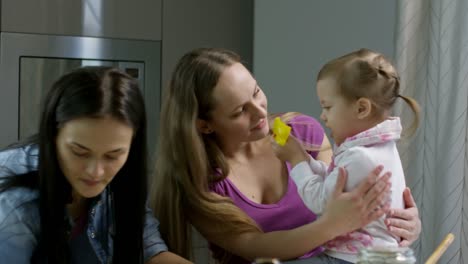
[317, 78, 360, 146]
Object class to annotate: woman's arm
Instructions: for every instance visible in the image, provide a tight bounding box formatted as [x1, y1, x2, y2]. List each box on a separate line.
[0, 198, 38, 263]
[143, 206, 193, 263]
[385, 187, 421, 246]
[193, 166, 391, 261]
[147, 251, 193, 264]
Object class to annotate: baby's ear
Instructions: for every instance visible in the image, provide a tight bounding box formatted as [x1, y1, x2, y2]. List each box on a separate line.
[196, 119, 214, 134]
[355, 98, 372, 119]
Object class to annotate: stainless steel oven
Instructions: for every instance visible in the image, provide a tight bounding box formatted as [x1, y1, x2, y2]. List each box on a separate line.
[0, 32, 161, 156]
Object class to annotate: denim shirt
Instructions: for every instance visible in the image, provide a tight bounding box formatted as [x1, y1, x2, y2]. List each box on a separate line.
[0, 144, 168, 263]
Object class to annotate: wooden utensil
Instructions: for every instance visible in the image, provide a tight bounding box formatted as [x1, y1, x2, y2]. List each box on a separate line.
[425, 233, 455, 264]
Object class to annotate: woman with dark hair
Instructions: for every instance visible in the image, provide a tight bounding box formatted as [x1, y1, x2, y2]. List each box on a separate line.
[0, 67, 191, 263]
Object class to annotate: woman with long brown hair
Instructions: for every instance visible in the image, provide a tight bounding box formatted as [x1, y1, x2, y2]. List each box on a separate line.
[151, 48, 421, 263]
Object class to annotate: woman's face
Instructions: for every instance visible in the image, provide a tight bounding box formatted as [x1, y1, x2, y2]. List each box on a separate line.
[207, 62, 269, 145]
[55, 116, 133, 199]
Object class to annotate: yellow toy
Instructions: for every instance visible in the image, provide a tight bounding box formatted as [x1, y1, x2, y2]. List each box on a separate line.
[272, 117, 291, 146]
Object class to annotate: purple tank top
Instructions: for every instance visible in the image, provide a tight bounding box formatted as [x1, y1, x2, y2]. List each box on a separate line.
[210, 114, 326, 263]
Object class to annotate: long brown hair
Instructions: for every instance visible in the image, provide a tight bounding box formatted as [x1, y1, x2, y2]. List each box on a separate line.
[318, 48, 420, 136]
[150, 48, 260, 262]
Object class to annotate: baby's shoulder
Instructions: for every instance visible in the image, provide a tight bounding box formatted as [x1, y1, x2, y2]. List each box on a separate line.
[336, 146, 379, 167]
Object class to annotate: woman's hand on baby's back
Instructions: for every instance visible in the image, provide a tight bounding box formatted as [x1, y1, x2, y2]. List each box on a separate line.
[385, 187, 421, 246]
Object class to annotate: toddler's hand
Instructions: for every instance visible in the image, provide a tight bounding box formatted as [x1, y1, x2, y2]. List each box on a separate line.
[270, 134, 309, 167]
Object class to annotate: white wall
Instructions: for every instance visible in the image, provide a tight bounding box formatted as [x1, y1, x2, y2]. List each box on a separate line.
[254, 0, 397, 139]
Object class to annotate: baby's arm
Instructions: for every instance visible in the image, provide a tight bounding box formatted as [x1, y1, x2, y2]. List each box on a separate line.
[271, 134, 329, 213]
[307, 157, 328, 177]
[289, 159, 329, 214]
[273, 135, 378, 215]
[298, 147, 378, 215]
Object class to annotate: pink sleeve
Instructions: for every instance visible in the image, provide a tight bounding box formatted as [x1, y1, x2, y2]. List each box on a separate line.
[287, 114, 325, 159]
